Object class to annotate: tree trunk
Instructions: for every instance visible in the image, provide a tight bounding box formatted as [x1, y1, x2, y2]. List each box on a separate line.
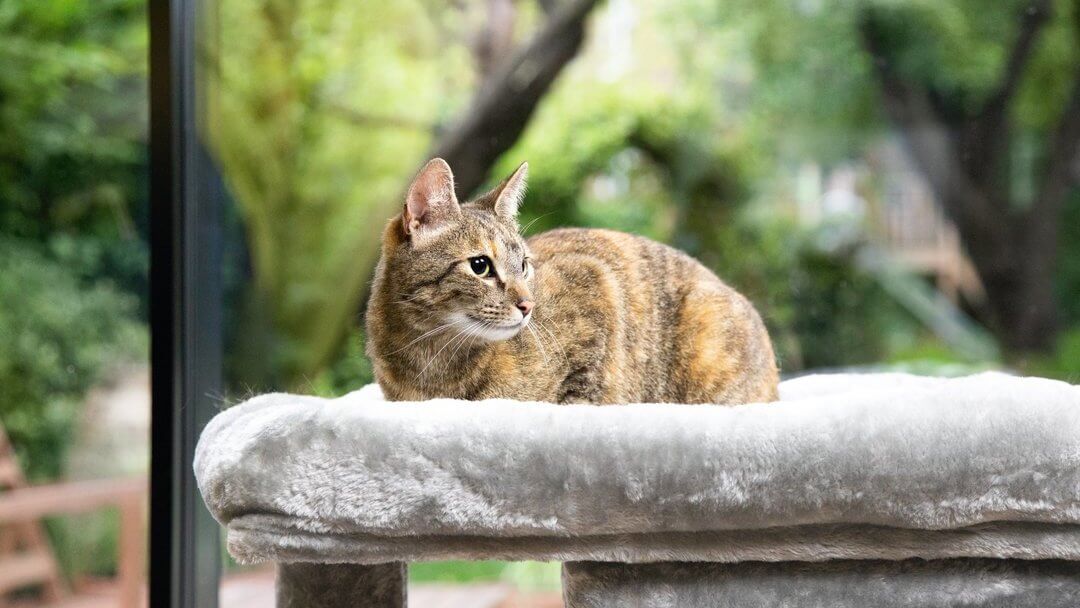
[431, 0, 601, 198]
[858, 4, 1079, 354]
[972, 244, 1059, 353]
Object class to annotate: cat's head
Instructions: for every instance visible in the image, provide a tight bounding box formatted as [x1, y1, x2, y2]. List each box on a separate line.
[372, 158, 535, 343]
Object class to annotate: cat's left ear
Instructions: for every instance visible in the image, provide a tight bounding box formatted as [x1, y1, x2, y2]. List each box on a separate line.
[481, 162, 528, 220]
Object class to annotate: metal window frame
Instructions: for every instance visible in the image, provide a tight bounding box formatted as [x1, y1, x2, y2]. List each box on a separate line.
[149, 0, 223, 606]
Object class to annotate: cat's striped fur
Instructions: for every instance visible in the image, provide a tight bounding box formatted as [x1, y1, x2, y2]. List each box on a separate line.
[365, 159, 779, 404]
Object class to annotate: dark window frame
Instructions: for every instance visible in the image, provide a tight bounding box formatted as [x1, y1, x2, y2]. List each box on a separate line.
[149, 0, 224, 606]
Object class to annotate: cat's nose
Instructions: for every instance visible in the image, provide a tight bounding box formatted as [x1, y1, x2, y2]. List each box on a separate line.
[516, 299, 534, 317]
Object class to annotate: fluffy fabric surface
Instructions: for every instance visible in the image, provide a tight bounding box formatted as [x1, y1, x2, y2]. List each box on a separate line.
[194, 373, 1080, 565]
[276, 562, 405, 608]
[561, 559, 1080, 607]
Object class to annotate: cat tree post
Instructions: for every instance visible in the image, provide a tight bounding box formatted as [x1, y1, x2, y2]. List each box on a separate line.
[560, 560, 1080, 607]
[276, 562, 406, 608]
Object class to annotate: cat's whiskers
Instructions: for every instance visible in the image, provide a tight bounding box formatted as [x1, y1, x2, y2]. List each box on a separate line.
[416, 320, 480, 379]
[526, 324, 548, 365]
[534, 319, 568, 365]
[448, 320, 490, 363]
[385, 321, 456, 356]
[418, 308, 449, 327]
[519, 212, 554, 235]
[409, 320, 464, 367]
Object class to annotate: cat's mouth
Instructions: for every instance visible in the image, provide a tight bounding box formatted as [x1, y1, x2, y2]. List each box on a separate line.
[466, 315, 528, 341]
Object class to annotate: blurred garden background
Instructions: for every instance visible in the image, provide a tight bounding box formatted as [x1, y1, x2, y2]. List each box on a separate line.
[2, 0, 1079, 603]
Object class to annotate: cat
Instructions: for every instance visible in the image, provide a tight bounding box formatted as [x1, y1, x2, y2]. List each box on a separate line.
[365, 158, 779, 404]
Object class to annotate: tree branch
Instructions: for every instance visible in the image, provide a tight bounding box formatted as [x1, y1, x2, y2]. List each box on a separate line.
[430, 0, 601, 197]
[966, 0, 1051, 182]
[983, 0, 1050, 114]
[536, 0, 559, 14]
[858, 12, 1007, 244]
[473, 0, 518, 78]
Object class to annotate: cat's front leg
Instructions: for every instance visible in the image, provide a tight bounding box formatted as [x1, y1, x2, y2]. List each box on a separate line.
[553, 335, 612, 404]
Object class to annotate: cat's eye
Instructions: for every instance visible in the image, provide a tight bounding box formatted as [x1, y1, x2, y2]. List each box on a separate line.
[469, 256, 494, 278]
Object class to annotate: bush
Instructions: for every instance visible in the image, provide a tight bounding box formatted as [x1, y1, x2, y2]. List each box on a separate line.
[701, 217, 920, 372]
[309, 326, 374, 397]
[1024, 326, 1080, 384]
[787, 244, 913, 369]
[0, 237, 145, 481]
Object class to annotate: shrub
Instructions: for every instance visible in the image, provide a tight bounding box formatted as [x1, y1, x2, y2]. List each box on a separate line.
[309, 326, 374, 397]
[1024, 326, 1080, 384]
[0, 237, 145, 481]
[702, 217, 921, 372]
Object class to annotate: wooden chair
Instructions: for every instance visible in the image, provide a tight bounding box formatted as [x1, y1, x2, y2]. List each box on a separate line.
[0, 424, 145, 608]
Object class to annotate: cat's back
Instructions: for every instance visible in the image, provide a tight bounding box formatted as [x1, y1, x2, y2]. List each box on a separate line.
[527, 228, 778, 404]
[528, 228, 726, 302]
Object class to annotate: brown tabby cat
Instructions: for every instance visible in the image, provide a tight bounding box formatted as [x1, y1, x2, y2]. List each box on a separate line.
[365, 158, 779, 404]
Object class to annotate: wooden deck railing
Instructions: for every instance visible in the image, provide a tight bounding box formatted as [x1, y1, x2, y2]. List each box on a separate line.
[0, 461, 145, 608]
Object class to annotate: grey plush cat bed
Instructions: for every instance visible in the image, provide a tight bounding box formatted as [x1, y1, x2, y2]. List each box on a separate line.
[195, 373, 1080, 607]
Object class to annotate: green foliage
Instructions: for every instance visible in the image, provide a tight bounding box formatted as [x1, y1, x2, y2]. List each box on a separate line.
[1014, 0, 1080, 131]
[0, 238, 145, 481]
[498, 86, 663, 234]
[0, 0, 150, 321]
[308, 327, 374, 397]
[0, 1, 149, 584]
[0, 0, 147, 239]
[885, 338, 1001, 377]
[681, 0, 879, 163]
[495, 82, 753, 240]
[860, 0, 1023, 112]
[211, 0, 468, 389]
[694, 216, 918, 371]
[47, 510, 121, 578]
[785, 243, 914, 369]
[1025, 327, 1080, 384]
[696, 0, 1080, 163]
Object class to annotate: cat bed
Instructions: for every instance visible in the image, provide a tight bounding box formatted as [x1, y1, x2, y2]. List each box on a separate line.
[194, 372, 1080, 606]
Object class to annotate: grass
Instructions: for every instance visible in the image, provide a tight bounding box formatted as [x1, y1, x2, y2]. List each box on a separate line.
[410, 561, 562, 591]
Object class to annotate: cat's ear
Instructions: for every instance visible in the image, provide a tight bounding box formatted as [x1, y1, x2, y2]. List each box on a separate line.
[403, 158, 460, 238]
[482, 162, 528, 220]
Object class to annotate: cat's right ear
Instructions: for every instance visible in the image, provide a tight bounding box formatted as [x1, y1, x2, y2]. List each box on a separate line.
[403, 158, 460, 239]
